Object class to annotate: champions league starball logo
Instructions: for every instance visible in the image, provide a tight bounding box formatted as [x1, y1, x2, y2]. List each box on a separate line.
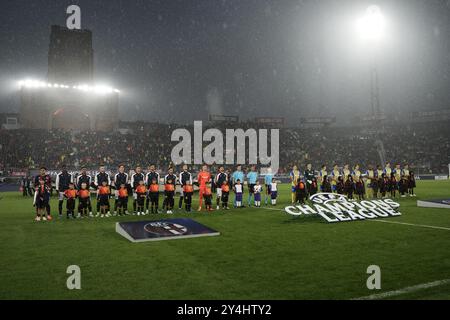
[144, 222, 188, 236]
[285, 193, 402, 223]
[309, 193, 348, 205]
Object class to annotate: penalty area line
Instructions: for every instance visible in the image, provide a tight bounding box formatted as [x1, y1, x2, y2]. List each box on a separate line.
[353, 278, 450, 300]
[368, 219, 450, 231]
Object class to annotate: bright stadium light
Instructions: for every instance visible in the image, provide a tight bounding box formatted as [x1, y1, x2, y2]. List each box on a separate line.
[356, 5, 386, 42]
[17, 78, 121, 95]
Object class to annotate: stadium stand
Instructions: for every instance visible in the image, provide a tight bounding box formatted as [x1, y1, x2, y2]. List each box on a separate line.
[0, 121, 449, 175]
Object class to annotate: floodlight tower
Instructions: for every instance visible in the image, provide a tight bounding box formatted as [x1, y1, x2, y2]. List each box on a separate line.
[356, 5, 385, 118]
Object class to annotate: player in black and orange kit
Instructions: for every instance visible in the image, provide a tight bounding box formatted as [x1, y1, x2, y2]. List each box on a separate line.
[204, 182, 213, 212]
[164, 178, 175, 214]
[135, 180, 147, 216]
[178, 164, 193, 210]
[64, 183, 77, 219]
[197, 165, 211, 211]
[183, 181, 194, 212]
[148, 178, 160, 214]
[131, 166, 145, 215]
[214, 166, 228, 210]
[114, 165, 129, 215]
[221, 181, 230, 210]
[145, 165, 160, 214]
[117, 184, 129, 216]
[97, 181, 111, 218]
[76, 167, 93, 216]
[94, 165, 111, 216]
[77, 182, 91, 218]
[163, 168, 177, 211]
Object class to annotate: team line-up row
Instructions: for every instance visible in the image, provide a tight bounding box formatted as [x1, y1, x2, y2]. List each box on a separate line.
[31, 162, 416, 221]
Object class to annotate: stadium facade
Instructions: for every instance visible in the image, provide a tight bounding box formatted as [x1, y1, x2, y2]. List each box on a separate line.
[19, 25, 119, 131]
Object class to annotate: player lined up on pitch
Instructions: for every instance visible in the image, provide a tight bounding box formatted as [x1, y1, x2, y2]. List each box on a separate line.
[32, 163, 279, 221]
[289, 162, 417, 205]
[31, 161, 416, 221]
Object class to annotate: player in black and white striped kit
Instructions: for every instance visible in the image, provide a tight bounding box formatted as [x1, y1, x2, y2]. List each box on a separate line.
[131, 166, 145, 215]
[178, 164, 193, 209]
[214, 166, 228, 210]
[163, 167, 177, 211]
[113, 165, 129, 215]
[94, 165, 111, 216]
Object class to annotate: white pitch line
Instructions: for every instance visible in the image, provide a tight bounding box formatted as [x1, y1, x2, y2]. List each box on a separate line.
[257, 207, 284, 212]
[353, 278, 450, 300]
[369, 219, 450, 231]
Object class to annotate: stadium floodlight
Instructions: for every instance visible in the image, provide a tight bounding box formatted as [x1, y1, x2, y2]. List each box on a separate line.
[356, 5, 385, 42]
[93, 85, 114, 95]
[17, 78, 121, 95]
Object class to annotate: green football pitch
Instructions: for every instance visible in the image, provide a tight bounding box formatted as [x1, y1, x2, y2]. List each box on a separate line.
[0, 181, 449, 300]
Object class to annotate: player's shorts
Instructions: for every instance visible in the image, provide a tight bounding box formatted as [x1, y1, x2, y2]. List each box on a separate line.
[114, 190, 119, 200]
[248, 184, 255, 194]
[235, 193, 243, 202]
[291, 185, 296, 193]
[165, 191, 175, 198]
[118, 198, 128, 209]
[132, 192, 138, 200]
[58, 191, 66, 201]
[137, 196, 145, 206]
[332, 185, 337, 192]
[79, 198, 89, 209]
[216, 188, 222, 197]
[254, 193, 261, 202]
[36, 198, 48, 209]
[271, 191, 278, 200]
[99, 195, 110, 206]
[66, 198, 75, 210]
[148, 192, 159, 202]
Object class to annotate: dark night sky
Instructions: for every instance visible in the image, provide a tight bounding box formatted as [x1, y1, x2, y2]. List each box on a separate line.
[0, 0, 449, 124]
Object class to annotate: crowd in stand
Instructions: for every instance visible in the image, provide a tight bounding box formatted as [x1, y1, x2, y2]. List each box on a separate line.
[0, 121, 449, 175]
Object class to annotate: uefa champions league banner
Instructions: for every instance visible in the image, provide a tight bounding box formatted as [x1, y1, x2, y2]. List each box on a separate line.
[284, 193, 401, 223]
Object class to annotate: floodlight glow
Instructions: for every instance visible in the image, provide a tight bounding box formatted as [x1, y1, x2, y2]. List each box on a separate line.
[17, 79, 121, 95]
[93, 85, 114, 94]
[356, 5, 386, 42]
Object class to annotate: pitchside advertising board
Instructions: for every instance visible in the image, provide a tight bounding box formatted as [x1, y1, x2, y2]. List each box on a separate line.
[116, 218, 220, 243]
[284, 193, 402, 223]
[417, 199, 450, 209]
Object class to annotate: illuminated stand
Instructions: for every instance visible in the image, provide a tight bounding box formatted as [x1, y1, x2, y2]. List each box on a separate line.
[17, 25, 120, 132]
[19, 80, 120, 131]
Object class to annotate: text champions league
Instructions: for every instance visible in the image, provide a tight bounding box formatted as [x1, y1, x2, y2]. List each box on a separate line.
[284, 193, 401, 223]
